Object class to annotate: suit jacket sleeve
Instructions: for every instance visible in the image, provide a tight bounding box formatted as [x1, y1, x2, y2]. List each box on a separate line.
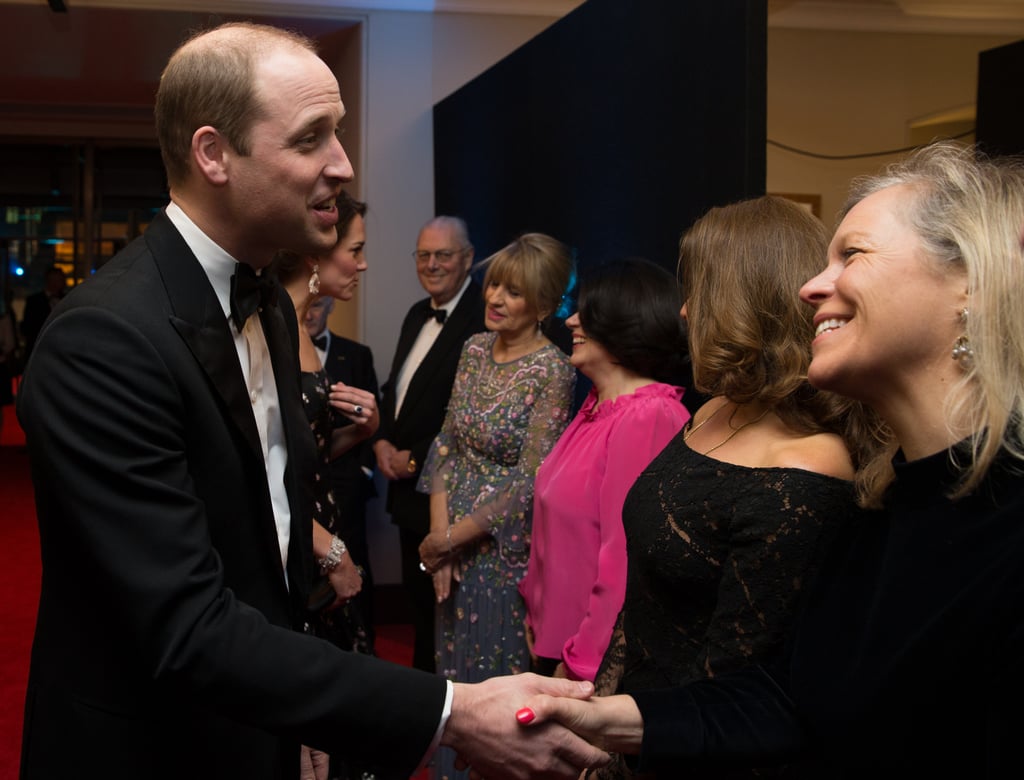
[629, 666, 806, 773]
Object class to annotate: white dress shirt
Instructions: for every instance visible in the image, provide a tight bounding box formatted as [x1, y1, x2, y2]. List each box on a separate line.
[165, 202, 292, 574]
[395, 275, 472, 416]
[312, 327, 330, 368]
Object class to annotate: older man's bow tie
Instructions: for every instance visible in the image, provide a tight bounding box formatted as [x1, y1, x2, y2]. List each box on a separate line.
[230, 264, 278, 330]
[312, 333, 328, 351]
[425, 307, 447, 325]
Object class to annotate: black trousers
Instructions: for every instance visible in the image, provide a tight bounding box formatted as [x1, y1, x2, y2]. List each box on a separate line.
[531, 654, 561, 676]
[399, 525, 437, 673]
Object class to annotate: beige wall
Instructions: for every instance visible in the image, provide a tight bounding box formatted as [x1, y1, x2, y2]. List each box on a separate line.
[767, 27, 1018, 226]
[347, 10, 559, 583]
[350, 11, 555, 361]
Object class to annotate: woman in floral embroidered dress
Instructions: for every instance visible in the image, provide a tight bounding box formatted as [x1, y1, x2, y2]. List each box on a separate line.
[416, 232, 576, 780]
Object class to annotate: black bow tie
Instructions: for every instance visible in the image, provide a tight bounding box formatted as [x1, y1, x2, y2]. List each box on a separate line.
[230, 264, 278, 330]
[425, 307, 447, 325]
[312, 333, 328, 351]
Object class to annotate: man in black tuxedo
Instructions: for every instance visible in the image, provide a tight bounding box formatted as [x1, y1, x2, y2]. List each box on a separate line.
[306, 294, 380, 648]
[373, 216, 486, 673]
[16, 22, 605, 780]
[20, 264, 66, 360]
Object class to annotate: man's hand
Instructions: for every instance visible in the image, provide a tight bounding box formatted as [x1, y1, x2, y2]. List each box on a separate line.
[373, 439, 399, 480]
[443, 674, 611, 780]
[516, 693, 644, 756]
[300, 745, 330, 780]
[373, 439, 415, 481]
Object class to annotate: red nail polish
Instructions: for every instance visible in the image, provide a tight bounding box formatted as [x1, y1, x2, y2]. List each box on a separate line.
[516, 707, 535, 724]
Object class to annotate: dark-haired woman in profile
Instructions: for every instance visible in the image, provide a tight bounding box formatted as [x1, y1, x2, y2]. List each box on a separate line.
[273, 191, 378, 653]
[519, 256, 692, 683]
[275, 191, 381, 779]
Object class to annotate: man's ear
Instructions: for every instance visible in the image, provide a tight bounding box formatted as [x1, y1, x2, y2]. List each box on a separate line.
[192, 126, 229, 186]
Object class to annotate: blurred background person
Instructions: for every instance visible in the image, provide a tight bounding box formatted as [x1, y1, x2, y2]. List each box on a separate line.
[305, 288, 381, 651]
[417, 232, 577, 780]
[20, 264, 66, 362]
[588, 195, 880, 779]
[0, 285, 20, 436]
[519, 256, 692, 683]
[373, 216, 486, 673]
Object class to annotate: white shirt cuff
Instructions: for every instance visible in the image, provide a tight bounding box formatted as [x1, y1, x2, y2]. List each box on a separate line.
[416, 679, 453, 774]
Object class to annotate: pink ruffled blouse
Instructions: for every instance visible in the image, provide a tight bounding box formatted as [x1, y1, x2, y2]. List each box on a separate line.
[518, 382, 690, 681]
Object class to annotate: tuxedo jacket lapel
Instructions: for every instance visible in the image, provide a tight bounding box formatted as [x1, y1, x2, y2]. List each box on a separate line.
[146, 213, 265, 464]
[398, 284, 481, 426]
[392, 299, 431, 377]
[325, 340, 354, 386]
[149, 212, 312, 601]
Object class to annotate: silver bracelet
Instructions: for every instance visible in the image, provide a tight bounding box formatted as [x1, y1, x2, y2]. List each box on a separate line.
[446, 524, 454, 554]
[318, 534, 347, 574]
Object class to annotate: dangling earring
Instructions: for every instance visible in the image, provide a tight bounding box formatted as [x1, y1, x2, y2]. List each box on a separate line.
[308, 263, 320, 295]
[951, 308, 973, 367]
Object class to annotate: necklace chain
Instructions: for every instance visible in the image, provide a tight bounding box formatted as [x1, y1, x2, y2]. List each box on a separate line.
[682, 398, 729, 441]
[683, 401, 771, 456]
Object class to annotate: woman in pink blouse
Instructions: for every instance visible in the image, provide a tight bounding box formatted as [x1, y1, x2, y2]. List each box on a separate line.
[519, 256, 692, 681]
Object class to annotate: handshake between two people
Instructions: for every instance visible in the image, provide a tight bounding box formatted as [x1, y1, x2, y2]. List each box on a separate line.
[441, 673, 642, 780]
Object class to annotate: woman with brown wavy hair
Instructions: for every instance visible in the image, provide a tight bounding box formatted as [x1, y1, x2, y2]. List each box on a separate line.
[589, 195, 881, 779]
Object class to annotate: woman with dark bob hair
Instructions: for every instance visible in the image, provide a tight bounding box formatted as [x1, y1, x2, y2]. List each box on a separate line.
[519, 256, 692, 682]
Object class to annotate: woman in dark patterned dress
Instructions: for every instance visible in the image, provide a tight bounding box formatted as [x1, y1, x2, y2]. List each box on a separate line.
[273, 192, 380, 778]
[274, 191, 379, 648]
[590, 196, 882, 779]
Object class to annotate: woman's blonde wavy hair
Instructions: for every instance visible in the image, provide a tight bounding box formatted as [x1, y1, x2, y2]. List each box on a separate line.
[839, 141, 1024, 502]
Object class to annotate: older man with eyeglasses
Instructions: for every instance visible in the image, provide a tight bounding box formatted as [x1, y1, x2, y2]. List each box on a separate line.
[372, 215, 486, 673]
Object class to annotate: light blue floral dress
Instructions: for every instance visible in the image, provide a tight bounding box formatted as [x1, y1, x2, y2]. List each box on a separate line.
[418, 331, 574, 779]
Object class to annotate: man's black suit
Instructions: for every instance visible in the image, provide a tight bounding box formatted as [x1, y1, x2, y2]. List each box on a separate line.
[17, 211, 445, 780]
[321, 331, 380, 641]
[376, 282, 485, 671]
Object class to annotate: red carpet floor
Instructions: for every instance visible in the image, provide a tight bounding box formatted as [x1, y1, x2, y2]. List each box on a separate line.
[0, 403, 422, 778]
[1, 403, 35, 779]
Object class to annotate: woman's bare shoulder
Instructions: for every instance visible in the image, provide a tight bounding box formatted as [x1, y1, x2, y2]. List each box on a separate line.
[766, 430, 855, 480]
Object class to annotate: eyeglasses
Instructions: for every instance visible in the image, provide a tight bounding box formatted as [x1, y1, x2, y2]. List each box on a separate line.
[412, 249, 463, 262]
